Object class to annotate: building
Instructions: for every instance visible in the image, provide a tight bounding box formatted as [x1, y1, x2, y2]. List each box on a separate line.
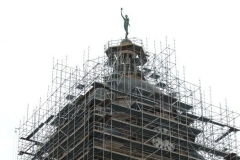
[17, 37, 240, 160]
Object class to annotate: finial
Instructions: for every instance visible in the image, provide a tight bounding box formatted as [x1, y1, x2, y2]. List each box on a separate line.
[120, 8, 130, 39]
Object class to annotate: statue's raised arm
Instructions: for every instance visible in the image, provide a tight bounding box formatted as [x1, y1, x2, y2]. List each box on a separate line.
[121, 8, 125, 19]
[120, 8, 130, 39]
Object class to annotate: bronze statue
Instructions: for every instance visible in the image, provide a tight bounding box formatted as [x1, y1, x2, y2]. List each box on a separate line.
[121, 8, 130, 39]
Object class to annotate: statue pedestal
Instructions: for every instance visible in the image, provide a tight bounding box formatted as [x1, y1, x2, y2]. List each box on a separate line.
[120, 39, 132, 46]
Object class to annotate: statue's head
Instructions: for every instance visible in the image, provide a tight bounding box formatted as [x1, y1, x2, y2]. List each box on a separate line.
[125, 15, 128, 19]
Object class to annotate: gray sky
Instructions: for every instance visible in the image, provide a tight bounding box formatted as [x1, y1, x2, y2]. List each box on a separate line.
[1, 0, 240, 159]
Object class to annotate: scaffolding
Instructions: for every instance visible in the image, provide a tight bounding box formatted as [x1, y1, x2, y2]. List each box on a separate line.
[17, 38, 240, 160]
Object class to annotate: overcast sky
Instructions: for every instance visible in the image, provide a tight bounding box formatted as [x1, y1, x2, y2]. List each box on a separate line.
[1, 0, 240, 159]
